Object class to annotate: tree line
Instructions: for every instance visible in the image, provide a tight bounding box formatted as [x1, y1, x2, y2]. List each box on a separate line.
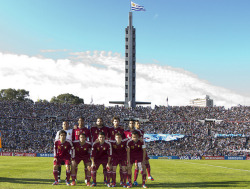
[0, 88, 84, 105]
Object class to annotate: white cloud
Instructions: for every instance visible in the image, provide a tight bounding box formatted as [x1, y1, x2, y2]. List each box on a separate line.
[0, 51, 250, 107]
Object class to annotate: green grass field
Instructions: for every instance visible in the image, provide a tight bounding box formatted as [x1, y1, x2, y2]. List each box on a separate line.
[0, 156, 250, 189]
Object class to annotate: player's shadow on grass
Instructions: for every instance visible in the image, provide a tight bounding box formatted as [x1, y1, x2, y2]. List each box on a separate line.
[0, 177, 53, 185]
[150, 181, 250, 188]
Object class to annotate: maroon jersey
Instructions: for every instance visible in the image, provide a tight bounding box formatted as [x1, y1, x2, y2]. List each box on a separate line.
[110, 140, 127, 159]
[127, 139, 145, 160]
[72, 128, 91, 142]
[124, 129, 143, 139]
[54, 139, 74, 159]
[91, 140, 112, 160]
[109, 127, 125, 140]
[90, 126, 110, 142]
[135, 129, 144, 138]
[72, 140, 92, 160]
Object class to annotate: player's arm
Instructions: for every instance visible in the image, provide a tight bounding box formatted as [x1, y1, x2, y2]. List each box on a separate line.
[142, 142, 146, 165]
[68, 129, 73, 141]
[107, 156, 111, 169]
[91, 144, 96, 167]
[107, 141, 112, 168]
[71, 143, 75, 160]
[122, 138, 129, 142]
[55, 131, 59, 141]
[72, 129, 75, 142]
[127, 145, 131, 167]
[137, 129, 144, 141]
[91, 157, 95, 168]
[53, 142, 58, 162]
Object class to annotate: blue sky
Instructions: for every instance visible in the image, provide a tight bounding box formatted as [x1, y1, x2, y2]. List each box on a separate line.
[0, 0, 250, 104]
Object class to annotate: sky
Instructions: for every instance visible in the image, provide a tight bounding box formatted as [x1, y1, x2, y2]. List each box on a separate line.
[0, 0, 250, 107]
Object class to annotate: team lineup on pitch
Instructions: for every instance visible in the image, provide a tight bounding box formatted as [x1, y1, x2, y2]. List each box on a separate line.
[52, 117, 154, 188]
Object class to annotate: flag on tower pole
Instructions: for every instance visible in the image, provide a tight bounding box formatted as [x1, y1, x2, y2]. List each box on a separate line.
[131, 1, 146, 11]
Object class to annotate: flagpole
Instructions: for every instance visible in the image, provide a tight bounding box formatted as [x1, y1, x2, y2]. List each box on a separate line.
[130, 0, 131, 12]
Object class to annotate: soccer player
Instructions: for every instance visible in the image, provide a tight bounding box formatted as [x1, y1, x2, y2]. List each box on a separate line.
[109, 116, 125, 141]
[72, 117, 91, 142]
[110, 133, 128, 187]
[55, 121, 73, 182]
[91, 117, 110, 142]
[71, 133, 92, 186]
[72, 117, 92, 183]
[52, 130, 74, 186]
[109, 116, 126, 186]
[55, 121, 73, 141]
[91, 132, 112, 187]
[124, 120, 135, 139]
[91, 117, 110, 183]
[127, 131, 148, 188]
[134, 120, 154, 183]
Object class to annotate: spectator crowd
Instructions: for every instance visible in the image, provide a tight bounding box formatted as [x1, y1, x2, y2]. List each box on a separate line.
[0, 101, 249, 156]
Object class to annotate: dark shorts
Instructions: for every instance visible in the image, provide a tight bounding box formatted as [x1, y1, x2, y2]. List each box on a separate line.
[130, 156, 143, 165]
[54, 158, 70, 166]
[93, 159, 109, 171]
[75, 157, 91, 165]
[112, 158, 127, 167]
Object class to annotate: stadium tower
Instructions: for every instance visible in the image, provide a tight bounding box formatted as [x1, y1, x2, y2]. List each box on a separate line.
[109, 12, 151, 108]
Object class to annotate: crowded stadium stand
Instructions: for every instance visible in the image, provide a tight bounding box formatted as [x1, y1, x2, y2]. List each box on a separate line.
[0, 101, 249, 157]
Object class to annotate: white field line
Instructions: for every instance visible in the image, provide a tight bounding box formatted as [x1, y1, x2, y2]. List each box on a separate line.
[180, 161, 250, 172]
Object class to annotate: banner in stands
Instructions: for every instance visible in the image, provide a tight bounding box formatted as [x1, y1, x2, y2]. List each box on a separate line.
[0, 152, 36, 156]
[215, 134, 243, 138]
[225, 156, 246, 160]
[148, 156, 179, 159]
[0, 152, 14, 156]
[36, 153, 54, 157]
[247, 156, 250, 160]
[202, 156, 225, 160]
[14, 153, 36, 157]
[179, 156, 201, 160]
[144, 134, 185, 142]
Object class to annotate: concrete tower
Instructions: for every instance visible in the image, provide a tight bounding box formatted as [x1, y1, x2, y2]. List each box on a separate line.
[109, 12, 151, 108]
[125, 12, 136, 108]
